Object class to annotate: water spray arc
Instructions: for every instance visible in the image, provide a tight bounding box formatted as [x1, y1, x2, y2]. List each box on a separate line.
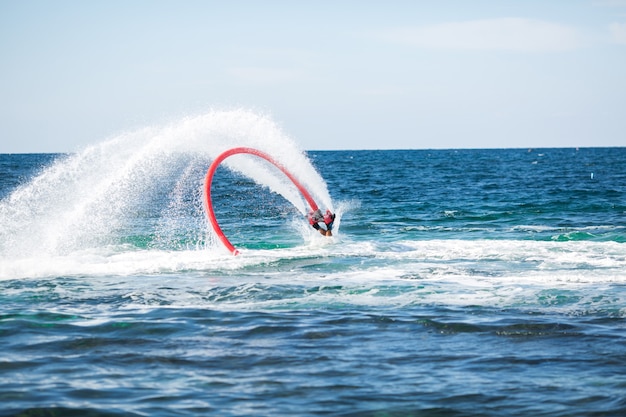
[204, 147, 320, 255]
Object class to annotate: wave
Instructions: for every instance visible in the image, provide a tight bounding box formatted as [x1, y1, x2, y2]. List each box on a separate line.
[2, 238, 625, 319]
[2, 236, 624, 282]
[398, 224, 626, 242]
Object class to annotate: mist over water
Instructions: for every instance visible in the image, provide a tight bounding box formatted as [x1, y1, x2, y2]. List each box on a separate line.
[0, 109, 333, 277]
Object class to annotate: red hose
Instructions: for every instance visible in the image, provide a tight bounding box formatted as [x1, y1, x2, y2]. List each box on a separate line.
[204, 147, 319, 255]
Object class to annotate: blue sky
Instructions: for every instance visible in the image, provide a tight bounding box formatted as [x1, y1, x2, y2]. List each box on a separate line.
[1, 0, 625, 152]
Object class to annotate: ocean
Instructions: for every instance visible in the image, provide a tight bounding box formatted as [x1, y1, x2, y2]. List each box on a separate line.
[1, 110, 625, 416]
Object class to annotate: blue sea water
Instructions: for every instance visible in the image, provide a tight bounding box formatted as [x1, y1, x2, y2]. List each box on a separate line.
[1, 111, 625, 416]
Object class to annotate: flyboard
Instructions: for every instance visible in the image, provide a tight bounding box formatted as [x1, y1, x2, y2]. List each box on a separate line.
[204, 147, 320, 255]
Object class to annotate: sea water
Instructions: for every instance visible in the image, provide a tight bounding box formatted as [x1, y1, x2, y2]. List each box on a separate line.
[1, 110, 625, 416]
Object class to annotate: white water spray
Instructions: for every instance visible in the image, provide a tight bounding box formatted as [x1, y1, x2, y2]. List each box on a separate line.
[0, 109, 333, 265]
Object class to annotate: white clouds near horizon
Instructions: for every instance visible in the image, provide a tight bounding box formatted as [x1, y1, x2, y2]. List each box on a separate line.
[381, 18, 587, 52]
[609, 22, 626, 43]
[1, 1, 626, 153]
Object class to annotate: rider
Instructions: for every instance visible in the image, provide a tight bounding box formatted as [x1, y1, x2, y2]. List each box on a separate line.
[308, 209, 336, 236]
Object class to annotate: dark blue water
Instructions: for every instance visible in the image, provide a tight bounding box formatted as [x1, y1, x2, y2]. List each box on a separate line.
[1, 114, 625, 416]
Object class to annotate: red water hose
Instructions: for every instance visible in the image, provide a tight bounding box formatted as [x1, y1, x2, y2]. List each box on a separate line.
[204, 147, 319, 255]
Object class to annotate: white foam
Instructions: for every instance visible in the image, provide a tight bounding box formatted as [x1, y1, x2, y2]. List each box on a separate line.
[3, 237, 623, 318]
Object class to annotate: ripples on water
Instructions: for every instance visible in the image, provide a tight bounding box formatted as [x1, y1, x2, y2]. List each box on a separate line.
[2, 270, 625, 417]
[1, 120, 625, 416]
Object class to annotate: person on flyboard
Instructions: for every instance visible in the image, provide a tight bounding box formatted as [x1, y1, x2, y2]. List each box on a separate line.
[308, 209, 335, 236]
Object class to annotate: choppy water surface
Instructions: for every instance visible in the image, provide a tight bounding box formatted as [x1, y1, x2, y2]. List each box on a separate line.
[1, 111, 625, 416]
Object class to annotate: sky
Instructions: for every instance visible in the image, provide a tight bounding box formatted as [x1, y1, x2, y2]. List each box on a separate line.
[1, 0, 625, 153]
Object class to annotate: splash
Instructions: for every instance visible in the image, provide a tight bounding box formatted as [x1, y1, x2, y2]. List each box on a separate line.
[0, 109, 333, 264]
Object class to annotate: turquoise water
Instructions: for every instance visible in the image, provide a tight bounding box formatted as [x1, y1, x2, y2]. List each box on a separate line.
[1, 111, 625, 416]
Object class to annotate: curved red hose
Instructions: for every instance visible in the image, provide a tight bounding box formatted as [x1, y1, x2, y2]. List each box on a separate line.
[204, 147, 319, 255]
